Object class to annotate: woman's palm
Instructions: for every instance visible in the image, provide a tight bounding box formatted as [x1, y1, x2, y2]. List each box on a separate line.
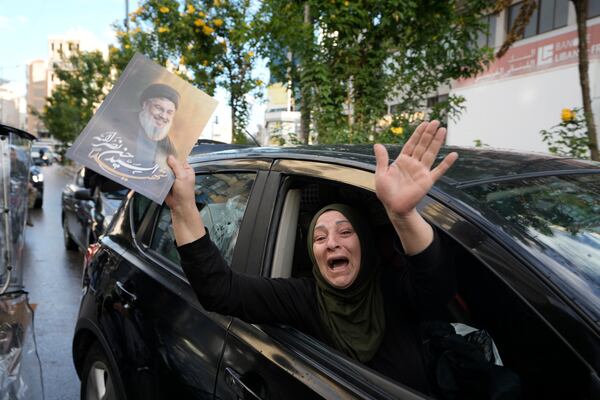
[374, 121, 457, 217]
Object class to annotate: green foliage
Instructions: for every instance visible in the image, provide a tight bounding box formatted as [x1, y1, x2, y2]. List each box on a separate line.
[473, 138, 489, 148]
[36, 51, 112, 147]
[540, 108, 591, 159]
[256, 0, 493, 144]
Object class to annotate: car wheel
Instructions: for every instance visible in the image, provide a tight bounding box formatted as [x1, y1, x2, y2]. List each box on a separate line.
[62, 215, 78, 251]
[81, 342, 125, 400]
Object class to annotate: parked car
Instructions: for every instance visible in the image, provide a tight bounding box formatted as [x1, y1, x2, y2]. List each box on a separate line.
[72, 144, 600, 400]
[29, 165, 43, 208]
[31, 144, 53, 166]
[61, 167, 127, 252]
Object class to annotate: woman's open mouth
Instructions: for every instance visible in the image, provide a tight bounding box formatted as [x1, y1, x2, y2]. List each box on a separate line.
[327, 256, 349, 270]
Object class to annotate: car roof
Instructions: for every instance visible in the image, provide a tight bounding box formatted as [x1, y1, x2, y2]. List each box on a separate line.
[188, 144, 600, 185]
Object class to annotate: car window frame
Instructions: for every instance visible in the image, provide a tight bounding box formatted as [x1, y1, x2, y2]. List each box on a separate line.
[261, 158, 599, 397]
[131, 158, 272, 279]
[259, 159, 433, 398]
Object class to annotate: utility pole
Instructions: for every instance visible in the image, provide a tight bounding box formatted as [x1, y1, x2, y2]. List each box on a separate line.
[124, 0, 130, 32]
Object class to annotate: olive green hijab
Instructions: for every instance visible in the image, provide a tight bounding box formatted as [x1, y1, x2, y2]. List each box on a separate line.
[307, 204, 385, 363]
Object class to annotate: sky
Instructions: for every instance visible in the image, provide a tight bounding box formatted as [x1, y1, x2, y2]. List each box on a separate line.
[0, 0, 267, 136]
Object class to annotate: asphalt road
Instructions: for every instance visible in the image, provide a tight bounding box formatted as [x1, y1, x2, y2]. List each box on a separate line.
[22, 163, 82, 400]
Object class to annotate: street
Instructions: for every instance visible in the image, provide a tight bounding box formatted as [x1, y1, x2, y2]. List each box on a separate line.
[22, 164, 81, 400]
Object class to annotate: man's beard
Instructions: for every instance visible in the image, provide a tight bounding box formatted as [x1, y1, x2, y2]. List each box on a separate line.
[139, 108, 172, 141]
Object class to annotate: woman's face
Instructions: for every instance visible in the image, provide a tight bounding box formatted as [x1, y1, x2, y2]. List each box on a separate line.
[312, 210, 361, 289]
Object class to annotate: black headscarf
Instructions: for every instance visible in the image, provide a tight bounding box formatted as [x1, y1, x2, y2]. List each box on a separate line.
[307, 204, 386, 362]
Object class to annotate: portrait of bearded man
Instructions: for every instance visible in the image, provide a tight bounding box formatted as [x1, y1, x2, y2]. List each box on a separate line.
[123, 83, 180, 172]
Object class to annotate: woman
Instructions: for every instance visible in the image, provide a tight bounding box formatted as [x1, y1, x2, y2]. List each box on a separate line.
[166, 121, 458, 393]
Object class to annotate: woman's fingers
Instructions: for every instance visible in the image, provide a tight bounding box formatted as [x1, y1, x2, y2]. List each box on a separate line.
[421, 127, 447, 169]
[400, 121, 428, 158]
[374, 143, 390, 176]
[412, 120, 440, 161]
[168, 155, 186, 179]
[431, 152, 458, 182]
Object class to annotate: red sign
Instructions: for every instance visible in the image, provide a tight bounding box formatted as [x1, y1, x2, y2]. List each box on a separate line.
[455, 21, 600, 88]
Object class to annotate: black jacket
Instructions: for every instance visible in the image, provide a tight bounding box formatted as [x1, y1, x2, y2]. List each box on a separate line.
[177, 229, 456, 394]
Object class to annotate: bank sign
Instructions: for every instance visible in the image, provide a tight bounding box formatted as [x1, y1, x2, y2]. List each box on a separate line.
[456, 21, 600, 88]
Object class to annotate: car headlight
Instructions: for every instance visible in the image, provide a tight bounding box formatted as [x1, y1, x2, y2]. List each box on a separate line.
[32, 174, 43, 183]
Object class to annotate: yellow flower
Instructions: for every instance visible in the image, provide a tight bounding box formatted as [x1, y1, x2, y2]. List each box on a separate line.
[214, 0, 221, 6]
[255, 79, 263, 86]
[133, 27, 141, 33]
[246, 50, 254, 57]
[561, 108, 575, 123]
[391, 126, 404, 136]
[202, 60, 209, 66]
[187, 4, 196, 14]
[344, 0, 350, 6]
[159, 6, 170, 13]
[194, 18, 205, 27]
[213, 18, 224, 27]
[158, 26, 170, 33]
[202, 25, 214, 35]
[134, 6, 144, 15]
[124, 44, 131, 49]
[116, 30, 126, 37]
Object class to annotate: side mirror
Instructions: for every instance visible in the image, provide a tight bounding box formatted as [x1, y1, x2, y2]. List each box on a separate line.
[74, 188, 94, 201]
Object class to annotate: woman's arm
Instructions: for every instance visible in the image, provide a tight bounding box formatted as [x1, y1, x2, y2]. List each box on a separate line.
[166, 156, 316, 327]
[374, 121, 457, 255]
[165, 155, 206, 245]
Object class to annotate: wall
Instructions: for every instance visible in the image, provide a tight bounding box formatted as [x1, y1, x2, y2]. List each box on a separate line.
[448, 17, 600, 153]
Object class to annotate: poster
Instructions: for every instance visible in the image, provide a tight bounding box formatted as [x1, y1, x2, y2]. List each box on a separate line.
[67, 53, 218, 204]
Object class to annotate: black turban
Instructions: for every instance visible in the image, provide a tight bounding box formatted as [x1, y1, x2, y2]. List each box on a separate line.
[139, 83, 180, 109]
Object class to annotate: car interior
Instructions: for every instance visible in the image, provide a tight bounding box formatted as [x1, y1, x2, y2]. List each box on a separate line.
[269, 176, 593, 399]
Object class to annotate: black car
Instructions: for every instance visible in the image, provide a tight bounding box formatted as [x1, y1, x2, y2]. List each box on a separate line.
[72, 144, 600, 400]
[61, 167, 127, 252]
[29, 165, 43, 208]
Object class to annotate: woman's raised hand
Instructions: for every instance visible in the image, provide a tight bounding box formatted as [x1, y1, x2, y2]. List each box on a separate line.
[374, 121, 458, 219]
[165, 155, 196, 215]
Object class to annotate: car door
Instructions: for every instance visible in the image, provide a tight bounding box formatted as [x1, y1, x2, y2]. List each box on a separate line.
[420, 185, 600, 400]
[101, 159, 270, 399]
[62, 167, 92, 248]
[215, 160, 430, 399]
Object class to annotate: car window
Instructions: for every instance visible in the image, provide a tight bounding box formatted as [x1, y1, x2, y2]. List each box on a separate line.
[150, 172, 256, 266]
[132, 192, 153, 230]
[462, 174, 600, 318]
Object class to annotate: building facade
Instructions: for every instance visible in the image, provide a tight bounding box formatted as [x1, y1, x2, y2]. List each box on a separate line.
[261, 82, 301, 146]
[447, 0, 600, 153]
[26, 60, 48, 136]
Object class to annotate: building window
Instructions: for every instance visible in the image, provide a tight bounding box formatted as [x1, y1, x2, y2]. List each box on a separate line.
[477, 14, 498, 48]
[68, 43, 72, 51]
[427, 94, 449, 108]
[590, 0, 600, 18]
[508, 0, 568, 39]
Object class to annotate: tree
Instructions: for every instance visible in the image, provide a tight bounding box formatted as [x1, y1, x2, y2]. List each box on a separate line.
[256, 0, 494, 144]
[496, 0, 599, 160]
[122, 0, 261, 143]
[36, 51, 113, 146]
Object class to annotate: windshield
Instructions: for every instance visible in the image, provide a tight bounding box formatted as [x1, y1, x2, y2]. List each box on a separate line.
[463, 174, 600, 316]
